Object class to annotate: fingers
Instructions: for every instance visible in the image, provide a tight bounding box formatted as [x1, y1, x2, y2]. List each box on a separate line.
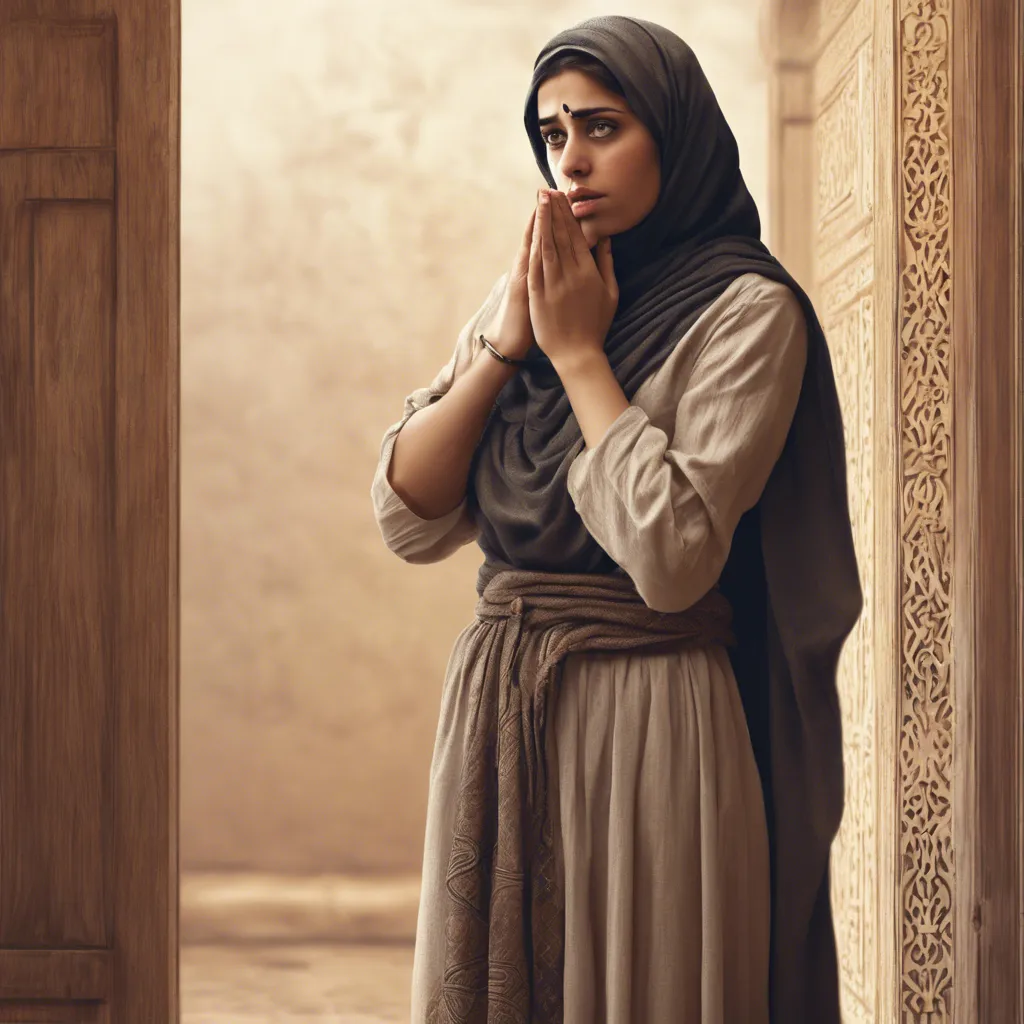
[548, 191, 577, 265]
[514, 207, 536, 279]
[594, 235, 618, 299]
[521, 206, 536, 253]
[528, 194, 544, 292]
[537, 190, 561, 279]
[557, 191, 590, 264]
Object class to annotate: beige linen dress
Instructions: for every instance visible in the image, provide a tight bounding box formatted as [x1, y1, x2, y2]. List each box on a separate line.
[370, 272, 808, 1023]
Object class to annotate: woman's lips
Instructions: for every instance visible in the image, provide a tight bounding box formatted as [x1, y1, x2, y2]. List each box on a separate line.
[570, 196, 605, 218]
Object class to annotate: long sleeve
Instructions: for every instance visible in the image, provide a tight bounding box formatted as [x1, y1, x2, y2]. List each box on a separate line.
[565, 276, 809, 613]
[370, 273, 507, 563]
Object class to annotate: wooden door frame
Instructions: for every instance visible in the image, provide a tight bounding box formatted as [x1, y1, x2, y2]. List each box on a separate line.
[766, 0, 1024, 1017]
[950, 0, 1024, 1017]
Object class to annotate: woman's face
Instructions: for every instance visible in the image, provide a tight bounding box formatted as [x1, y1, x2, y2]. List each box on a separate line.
[535, 69, 661, 249]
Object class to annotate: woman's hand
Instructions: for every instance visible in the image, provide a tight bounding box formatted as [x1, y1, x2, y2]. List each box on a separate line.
[527, 189, 619, 373]
[477, 206, 538, 363]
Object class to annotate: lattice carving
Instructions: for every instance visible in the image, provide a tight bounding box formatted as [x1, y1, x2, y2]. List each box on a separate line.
[896, 0, 954, 1015]
[799, 0, 954, 1014]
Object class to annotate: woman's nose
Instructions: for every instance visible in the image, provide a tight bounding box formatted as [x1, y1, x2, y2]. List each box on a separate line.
[558, 142, 591, 179]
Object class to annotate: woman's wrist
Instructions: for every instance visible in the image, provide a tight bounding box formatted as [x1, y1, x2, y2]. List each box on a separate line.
[479, 330, 531, 366]
[471, 337, 521, 389]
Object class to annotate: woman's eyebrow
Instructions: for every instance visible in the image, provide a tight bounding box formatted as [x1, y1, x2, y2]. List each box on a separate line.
[537, 105, 625, 127]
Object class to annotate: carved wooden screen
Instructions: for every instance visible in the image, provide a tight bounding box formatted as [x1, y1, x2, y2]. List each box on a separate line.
[768, 0, 1024, 1018]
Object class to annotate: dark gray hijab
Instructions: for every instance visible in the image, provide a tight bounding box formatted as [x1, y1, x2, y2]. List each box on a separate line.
[466, 16, 863, 1023]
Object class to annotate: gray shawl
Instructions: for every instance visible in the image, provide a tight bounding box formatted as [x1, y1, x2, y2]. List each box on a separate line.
[460, 15, 862, 1023]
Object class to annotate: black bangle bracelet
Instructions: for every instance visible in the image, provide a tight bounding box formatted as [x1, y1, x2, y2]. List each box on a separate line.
[478, 333, 528, 367]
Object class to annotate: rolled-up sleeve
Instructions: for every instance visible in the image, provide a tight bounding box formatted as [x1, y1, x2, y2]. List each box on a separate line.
[565, 281, 809, 612]
[370, 273, 507, 563]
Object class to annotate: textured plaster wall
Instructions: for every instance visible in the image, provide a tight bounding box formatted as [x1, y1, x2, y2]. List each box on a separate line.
[181, 0, 771, 875]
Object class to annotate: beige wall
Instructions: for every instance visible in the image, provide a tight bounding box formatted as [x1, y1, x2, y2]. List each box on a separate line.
[181, 0, 772, 876]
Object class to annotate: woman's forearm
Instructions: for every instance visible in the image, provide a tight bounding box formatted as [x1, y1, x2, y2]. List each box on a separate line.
[554, 349, 631, 449]
[387, 349, 519, 520]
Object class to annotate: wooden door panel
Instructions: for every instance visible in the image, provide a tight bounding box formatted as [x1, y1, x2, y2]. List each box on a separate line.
[0, 18, 116, 149]
[0, 151, 116, 949]
[0, 3, 179, 1021]
[0, 947, 110, 997]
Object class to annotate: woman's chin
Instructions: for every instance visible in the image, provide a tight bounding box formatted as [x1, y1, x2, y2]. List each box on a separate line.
[581, 218, 623, 251]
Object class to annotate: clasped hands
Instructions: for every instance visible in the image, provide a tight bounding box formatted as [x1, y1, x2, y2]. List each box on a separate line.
[528, 188, 619, 374]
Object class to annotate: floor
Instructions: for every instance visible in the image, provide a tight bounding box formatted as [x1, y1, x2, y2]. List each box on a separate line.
[181, 943, 413, 1023]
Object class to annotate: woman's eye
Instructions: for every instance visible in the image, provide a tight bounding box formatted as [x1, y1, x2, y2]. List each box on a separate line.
[541, 121, 617, 147]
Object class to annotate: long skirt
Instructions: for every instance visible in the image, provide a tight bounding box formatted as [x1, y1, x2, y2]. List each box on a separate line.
[410, 636, 771, 1022]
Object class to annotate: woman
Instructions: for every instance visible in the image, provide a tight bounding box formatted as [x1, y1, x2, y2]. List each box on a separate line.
[371, 16, 862, 1024]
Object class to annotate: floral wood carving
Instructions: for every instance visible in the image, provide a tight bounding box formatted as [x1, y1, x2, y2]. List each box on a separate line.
[897, 0, 954, 1015]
